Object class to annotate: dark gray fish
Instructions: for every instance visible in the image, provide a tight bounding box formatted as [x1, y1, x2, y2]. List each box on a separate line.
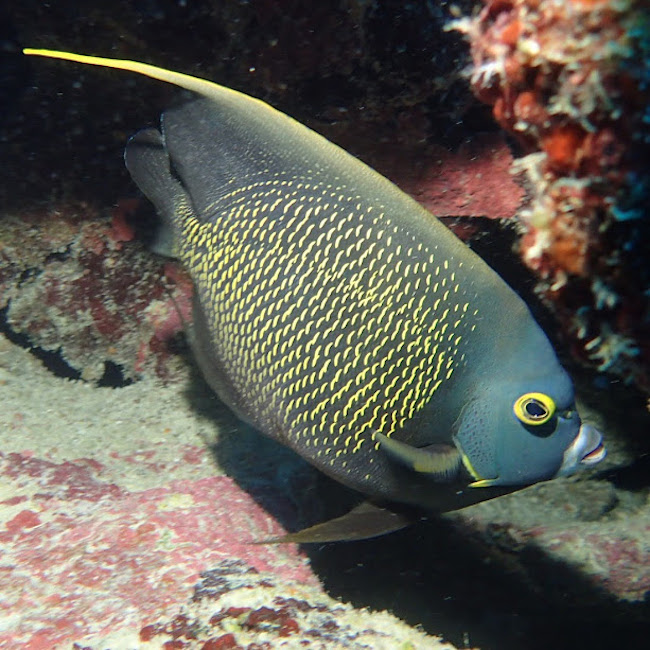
[24, 49, 606, 540]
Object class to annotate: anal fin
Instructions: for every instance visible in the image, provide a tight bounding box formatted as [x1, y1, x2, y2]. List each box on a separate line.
[255, 502, 415, 544]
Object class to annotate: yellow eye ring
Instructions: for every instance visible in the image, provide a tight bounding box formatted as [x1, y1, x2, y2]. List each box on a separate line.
[513, 392, 556, 425]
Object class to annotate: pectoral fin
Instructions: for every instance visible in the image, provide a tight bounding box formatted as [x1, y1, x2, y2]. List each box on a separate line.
[255, 502, 415, 544]
[375, 432, 461, 481]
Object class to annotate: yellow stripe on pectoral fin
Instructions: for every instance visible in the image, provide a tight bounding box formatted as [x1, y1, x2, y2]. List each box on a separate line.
[375, 432, 461, 481]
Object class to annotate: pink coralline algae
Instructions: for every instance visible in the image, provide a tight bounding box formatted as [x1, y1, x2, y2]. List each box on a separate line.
[0, 447, 450, 649]
[375, 133, 526, 220]
[0, 450, 315, 648]
[452, 0, 650, 391]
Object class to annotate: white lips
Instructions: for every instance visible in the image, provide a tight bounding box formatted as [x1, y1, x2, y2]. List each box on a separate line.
[556, 424, 606, 477]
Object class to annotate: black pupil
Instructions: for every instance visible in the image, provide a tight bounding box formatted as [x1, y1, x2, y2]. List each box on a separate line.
[525, 400, 547, 419]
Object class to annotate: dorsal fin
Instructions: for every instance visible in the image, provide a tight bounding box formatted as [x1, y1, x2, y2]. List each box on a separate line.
[21, 47, 455, 238]
[23, 49, 267, 107]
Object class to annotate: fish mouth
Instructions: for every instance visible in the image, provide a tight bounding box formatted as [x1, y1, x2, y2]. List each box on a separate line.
[581, 438, 607, 466]
[556, 424, 606, 477]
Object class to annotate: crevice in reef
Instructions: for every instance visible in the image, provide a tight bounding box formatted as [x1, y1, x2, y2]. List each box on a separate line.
[16, 267, 43, 287]
[97, 359, 133, 388]
[44, 244, 73, 265]
[0, 304, 81, 380]
[0, 304, 132, 387]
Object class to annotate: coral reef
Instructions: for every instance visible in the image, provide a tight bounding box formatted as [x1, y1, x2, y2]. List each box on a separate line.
[1, 3, 649, 648]
[458, 480, 650, 604]
[133, 562, 455, 649]
[452, 0, 650, 390]
[0, 202, 192, 383]
[361, 132, 526, 220]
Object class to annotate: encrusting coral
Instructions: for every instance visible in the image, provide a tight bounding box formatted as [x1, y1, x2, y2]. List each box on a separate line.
[451, 0, 650, 392]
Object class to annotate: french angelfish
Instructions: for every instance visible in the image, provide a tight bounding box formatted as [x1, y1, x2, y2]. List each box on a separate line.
[24, 49, 606, 542]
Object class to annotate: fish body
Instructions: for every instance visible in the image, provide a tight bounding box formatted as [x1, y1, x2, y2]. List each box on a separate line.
[24, 50, 606, 517]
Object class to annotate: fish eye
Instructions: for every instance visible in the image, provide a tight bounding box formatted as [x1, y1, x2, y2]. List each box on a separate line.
[513, 392, 556, 425]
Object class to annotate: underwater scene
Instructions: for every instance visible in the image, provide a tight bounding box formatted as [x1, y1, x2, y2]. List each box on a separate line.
[0, 1, 648, 648]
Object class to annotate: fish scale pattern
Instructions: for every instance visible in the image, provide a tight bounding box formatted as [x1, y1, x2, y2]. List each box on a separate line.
[180, 171, 477, 477]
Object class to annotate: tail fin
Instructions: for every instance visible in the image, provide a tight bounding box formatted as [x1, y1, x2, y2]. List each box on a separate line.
[124, 128, 193, 257]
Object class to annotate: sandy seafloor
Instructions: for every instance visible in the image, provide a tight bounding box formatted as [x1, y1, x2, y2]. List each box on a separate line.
[0, 323, 648, 649]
